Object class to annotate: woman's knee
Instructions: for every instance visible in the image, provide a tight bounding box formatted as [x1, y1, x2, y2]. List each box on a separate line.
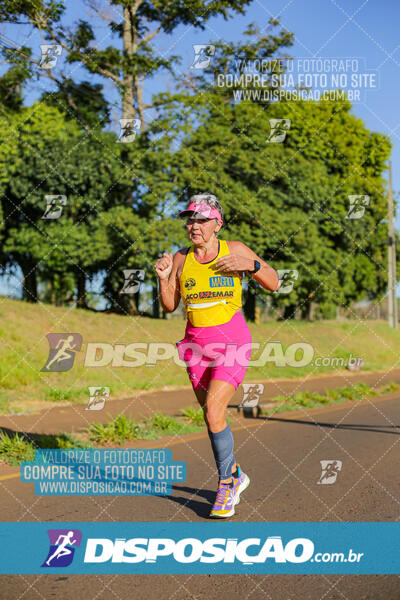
[205, 403, 226, 432]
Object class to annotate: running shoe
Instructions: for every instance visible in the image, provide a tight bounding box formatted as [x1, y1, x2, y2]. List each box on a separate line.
[232, 464, 250, 504]
[210, 480, 237, 518]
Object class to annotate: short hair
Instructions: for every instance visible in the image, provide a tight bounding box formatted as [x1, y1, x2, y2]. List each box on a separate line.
[189, 192, 223, 223]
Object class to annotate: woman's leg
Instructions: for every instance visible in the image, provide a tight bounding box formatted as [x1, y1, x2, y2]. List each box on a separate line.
[193, 381, 238, 482]
[193, 388, 207, 408]
[202, 379, 238, 483]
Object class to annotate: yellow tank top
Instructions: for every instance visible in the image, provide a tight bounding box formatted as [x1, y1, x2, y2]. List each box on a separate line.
[179, 239, 243, 327]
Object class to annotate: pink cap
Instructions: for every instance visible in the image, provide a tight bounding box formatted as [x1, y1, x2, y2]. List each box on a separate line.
[178, 202, 222, 222]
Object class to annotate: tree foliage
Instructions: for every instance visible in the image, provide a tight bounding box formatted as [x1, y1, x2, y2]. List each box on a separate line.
[0, 2, 396, 321]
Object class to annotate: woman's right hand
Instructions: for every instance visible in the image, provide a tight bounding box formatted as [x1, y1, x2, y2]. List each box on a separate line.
[154, 252, 173, 280]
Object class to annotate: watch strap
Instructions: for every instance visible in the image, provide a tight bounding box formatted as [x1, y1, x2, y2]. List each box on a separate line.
[250, 260, 261, 274]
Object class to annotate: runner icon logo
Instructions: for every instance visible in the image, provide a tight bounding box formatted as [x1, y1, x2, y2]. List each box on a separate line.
[41, 333, 82, 372]
[42, 529, 82, 568]
[190, 44, 215, 69]
[317, 460, 342, 485]
[239, 383, 264, 408]
[120, 269, 145, 294]
[86, 386, 110, 410]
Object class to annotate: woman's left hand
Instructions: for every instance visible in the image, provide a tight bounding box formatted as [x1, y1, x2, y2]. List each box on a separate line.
[214, 254, 254, 274]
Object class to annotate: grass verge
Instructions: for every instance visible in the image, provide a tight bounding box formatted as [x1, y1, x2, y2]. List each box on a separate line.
[3, 297, 400, 413]
[85, 411, 205, 445]
[1, 382, 397, 465]
[0, 431, 93, 466]
[259, 381, 399, 416]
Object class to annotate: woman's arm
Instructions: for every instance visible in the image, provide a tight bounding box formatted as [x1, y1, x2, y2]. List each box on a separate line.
[215, 240, 280, 292]
[154, 249, 185, 313]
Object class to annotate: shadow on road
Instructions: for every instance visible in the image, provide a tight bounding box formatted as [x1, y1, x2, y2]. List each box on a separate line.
[0, 426, 90, 447]
[262, 416, 400, 434]
[167, 484, 217, 519]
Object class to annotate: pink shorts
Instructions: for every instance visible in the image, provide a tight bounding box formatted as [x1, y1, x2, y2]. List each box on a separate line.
[176, 311, 252, 391]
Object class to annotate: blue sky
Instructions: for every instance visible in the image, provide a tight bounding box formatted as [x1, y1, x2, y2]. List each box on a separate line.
[1, 0, 399, 297]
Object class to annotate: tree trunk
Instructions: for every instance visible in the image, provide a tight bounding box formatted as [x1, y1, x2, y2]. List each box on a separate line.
[21, 261, 38, 303]
[76, 270, 86, 309]
[122, 6, 135, 121]
[283, 304, 296, 320]
[152, 282, 160, 318]
[308, 301, 316, 321]
[376, 303, 381, 319]
[243, 287, 256, 321]
[118, 293, 139, 316]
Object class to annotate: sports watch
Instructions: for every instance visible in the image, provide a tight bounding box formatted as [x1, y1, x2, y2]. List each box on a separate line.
[249, 260, 261, 275]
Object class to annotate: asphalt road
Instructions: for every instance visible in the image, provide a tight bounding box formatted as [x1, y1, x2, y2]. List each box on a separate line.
[0, 391, 399, 599]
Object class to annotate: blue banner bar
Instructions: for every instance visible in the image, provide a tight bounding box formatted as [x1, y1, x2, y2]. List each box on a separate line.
[0, 522, 398, 574]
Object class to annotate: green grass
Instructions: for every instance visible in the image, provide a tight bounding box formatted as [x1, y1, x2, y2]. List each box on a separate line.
[44, 388, 88, 403]
[260, 382, 398, 416]
[180, 406, 205, 426]
[1, 296, 400, 414]
[148, 412, 202, 435]
[34, 433, 94, 450]
[0, 430, 93, 466]
[0, 432, 35, 466]
[379, 381, 400, 394]
[86, 411, 203, 445]
[0, 394, 11, 413]
[85, 413, 154, 445]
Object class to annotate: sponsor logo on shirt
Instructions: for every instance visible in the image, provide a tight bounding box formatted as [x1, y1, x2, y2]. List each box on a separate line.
[186, 291, 234, 300]
[184, 278, 196, 290]
[209, 276, 234, 288]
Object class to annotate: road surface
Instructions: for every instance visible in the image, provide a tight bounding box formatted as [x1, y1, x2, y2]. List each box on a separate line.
[0, 389, 399, 599]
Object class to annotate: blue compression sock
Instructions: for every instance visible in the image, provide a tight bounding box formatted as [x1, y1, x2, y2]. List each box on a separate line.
[207, 424, 235, 480]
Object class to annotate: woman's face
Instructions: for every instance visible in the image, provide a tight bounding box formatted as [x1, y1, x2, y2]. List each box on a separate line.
[186, 215, 220, 244]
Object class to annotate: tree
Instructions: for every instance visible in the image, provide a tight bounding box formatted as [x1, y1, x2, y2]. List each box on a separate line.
[169, 92, 392, 320]
[0, 0, 258, 313]
[0, 0, 254, 125]
[0, 102, 131, 304]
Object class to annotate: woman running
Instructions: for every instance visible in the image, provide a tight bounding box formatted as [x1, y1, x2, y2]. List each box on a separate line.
[154, 193, 280, 518]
